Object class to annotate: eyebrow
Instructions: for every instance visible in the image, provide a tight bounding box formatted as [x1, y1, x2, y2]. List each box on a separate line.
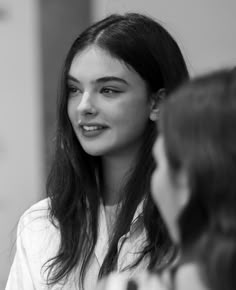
[67, 75, 79, 83]
[67, 75, 128, 85]
[96, 76, 128, 85]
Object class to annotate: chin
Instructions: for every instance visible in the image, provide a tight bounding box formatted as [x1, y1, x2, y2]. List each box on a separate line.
[82, 149, 105, 156]
[81, 145, 110, 156]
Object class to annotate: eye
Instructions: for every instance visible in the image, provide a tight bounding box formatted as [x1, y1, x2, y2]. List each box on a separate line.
[100, 87, 121, 97]
[67, 85, 82, 96]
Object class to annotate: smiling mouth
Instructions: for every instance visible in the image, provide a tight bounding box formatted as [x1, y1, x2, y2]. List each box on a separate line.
[81, 125, 106, 132]
[79, 124, 109, 137]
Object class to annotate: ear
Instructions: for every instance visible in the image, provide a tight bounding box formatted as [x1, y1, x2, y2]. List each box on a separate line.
[149, 88, 166, 121]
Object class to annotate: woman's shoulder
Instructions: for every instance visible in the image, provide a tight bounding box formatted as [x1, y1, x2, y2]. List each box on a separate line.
[17, 198, 60, 255]
[25, 197, 51, 211]
[25, 197, 50, 212]
[18, 198, 57, 239]
[20, 198, 51, 223]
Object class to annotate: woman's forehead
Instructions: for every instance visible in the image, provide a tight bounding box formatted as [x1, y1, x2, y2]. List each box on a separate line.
[68, 46, 144, 87]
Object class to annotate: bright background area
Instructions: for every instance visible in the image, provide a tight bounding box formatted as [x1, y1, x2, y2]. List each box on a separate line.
[0, 0, 235, 287]
[0, 1, 43, 288]
[91, 0, 236, 75]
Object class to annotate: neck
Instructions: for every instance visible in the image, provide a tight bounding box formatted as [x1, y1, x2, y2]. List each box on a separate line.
[101, 149, 139, 205]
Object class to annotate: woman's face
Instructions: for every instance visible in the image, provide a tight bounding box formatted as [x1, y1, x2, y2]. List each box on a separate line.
[67, 45, 152, 157]
[151, 135, 189, 242]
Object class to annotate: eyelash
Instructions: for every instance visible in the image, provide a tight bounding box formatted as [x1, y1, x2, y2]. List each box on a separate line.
[67, 85, 122, 97]
[100, 87, 121, 96]
[67, 85, 82, 95]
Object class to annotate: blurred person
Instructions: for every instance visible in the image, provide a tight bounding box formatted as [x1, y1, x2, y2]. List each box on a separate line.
[6, 13, 189, 290]
[98, 68, 236, 290]
[151, 67, 236, 290]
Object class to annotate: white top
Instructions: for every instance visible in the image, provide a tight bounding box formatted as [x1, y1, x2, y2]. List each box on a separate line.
[6, 198, 149, 290]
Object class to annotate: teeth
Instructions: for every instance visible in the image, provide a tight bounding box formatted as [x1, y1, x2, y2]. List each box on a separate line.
[82, 125, 103, 131]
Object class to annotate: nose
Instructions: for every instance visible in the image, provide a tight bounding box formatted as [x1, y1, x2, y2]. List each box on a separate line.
[76, 91, 97, 116]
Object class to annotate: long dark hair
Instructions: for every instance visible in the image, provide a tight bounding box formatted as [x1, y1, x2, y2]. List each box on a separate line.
[46, 13, 189, 287]
[160, 68, 236, 290]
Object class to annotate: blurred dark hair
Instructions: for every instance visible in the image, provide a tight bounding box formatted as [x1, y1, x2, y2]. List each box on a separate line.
[46, 13, 189, 287]
[160, 68, 236, 290]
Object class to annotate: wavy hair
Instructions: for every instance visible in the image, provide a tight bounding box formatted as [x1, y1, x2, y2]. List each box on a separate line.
[160, 68, 236, 290]
[46, 13, 189, 287]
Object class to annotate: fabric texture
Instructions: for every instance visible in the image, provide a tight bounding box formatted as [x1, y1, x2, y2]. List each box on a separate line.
[6, 198, 148, 290]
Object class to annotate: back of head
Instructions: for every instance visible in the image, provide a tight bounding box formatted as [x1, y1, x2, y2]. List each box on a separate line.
[160, 68, 236, 290]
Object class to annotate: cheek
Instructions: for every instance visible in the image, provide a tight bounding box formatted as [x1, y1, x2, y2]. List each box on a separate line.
[127, 98, 150, 121]
[67, 101, 72, 119]
[113, 100, 150, 133]
[67, 99, 76, 124]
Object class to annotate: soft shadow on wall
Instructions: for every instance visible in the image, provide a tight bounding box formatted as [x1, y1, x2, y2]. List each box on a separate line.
[39, 0, 91, 179]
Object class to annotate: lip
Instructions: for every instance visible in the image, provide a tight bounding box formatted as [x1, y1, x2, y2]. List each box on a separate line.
[77, 122, 109, 138]
[78, 121, 109, 128]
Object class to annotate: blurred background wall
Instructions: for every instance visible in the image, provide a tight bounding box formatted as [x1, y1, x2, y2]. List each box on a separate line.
[91, 0, 236, 75]
[41, 0, 91, 172]
[0, 0, 90, 287]
[0, 0, 235, 288]
[0, 0, 43, 288]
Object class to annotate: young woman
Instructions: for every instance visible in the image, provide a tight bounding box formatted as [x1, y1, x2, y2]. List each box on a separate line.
[6, 13, 189, 289]
[101, 68, 236, 290]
